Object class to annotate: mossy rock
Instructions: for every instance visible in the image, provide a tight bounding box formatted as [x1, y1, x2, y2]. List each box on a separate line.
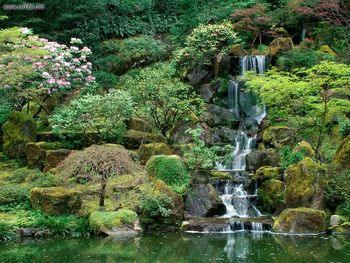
[123, 130, 167, 150]
[285, 158, 326, 209]
[25, 142, 63, 170]
[246, 149, 281, 172]
[43, 149, 71, 172]
[272, 208, 327, 234]
[228, 44, 248, 57]
[138, 143, 173, 164]
[30, 187, 82, 215]
[331, 222, 350, 234]
[89, 210, 138, 235]
[318, 45, 336, 56]
[127, 118, 152, 133]
[146, 155, 190, 188]
[2, 111, 37, 159]
[269, 37, 294, 56]
[258, 179, 285, 214]
[333, 135, 350, 169]
[293, 140, 315, 158]
[254, 166, 283, 182]
[262, 126, 296, 148]
[209, 171, 232, 180]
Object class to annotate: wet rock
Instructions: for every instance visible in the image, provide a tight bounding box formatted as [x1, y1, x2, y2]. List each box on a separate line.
[272, 208, 326, 234]
[269, 37, 294, 56]
[199, 84, 215, 102]
[2, 111, 37, 159]
[333, 135, 350, 169]
[285, 158, 326, 209]
[246, 149, 280, 172]
[138, 143, 173, 164]
[212, 127, 237, 144]
[30, 187, 82, 215]
[44, 149, 71, 172]
[184, 184, 226, 218]
[18, 227, 37, 238]
[200, 104, 237, 128]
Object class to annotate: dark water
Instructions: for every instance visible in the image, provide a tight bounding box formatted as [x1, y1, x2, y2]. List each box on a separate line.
[1, 232, 350, 263]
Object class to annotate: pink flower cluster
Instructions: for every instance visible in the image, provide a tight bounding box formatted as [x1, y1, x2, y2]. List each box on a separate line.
[33, 37, 95, 94]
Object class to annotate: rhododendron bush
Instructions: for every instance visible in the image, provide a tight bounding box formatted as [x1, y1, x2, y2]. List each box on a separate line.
[0, 27, 95, 120]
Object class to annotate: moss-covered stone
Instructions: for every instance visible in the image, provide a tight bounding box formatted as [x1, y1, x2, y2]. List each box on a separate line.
[318, 45, 336, 55]
[293, 140, 315, 158]
[2, 111, 37, 159]
[127, 118, 152, 132]
[43, 149, 71, 172]
[146, 155, 190, 187]
[209, 171, 232, 180]
[138, 143, 173, 164]
[228, 44, 248, 57]
[89, 210, 138, 235]
[273, 208, 326, 234]
[269, 37, 294, 56]
[285, 158, 326, 209]
[262, 126, 296, 148]
[254, 166, 283, 182]
[25, 142, 62, 170]
[331, 222, 350, 234]
[333, 135, 350, 168]
[258, 179, 285, 214]
[30, 187, 82, 215]
[246, 149, 281, 172]
[123, 130, 167, 150]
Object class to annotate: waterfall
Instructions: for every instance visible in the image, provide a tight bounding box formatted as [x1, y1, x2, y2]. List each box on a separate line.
[215, 55, 268, 220]
[240, 55, 266, 75]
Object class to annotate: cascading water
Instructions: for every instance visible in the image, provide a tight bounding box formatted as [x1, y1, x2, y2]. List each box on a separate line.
[216, 56, 267, 228]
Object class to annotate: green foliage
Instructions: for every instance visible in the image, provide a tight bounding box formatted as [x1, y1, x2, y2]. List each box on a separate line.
[326, 169, 350, 215]
[276, 48, 335, 71]
[93, 71, 118, 92]
[183, 128, 233, 172]
[244, 61, 350, 160]
[146, 155, 190, 193]
[339, 118, 350, 138]
[118, 63, 203, 136]
[139, 190, 173, 217]
[89, 210, 137, 232]
[175, 22, 239, 70]
[280, 146, 307, 168]
[50, 90, 134, 143]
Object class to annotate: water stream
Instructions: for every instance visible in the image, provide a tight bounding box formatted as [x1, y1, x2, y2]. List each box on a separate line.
[216, 56, 267, 227]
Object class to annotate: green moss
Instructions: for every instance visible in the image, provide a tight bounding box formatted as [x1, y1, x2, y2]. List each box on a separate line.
[89, 210, 138, 232]
[146, 155, 190, 192]
[258, 179, 285, 214]
[333, 135, 350, 168]
[285, 158, 326, 208]
[2, 111, 37, 159]
[138, 143, 173, 164]
[30, 187, 82, 215]
[254, 166, 282, 181]
[209, 171, 231, 180]
[262, 126, 295, 148]
[293, 141, 315, 158]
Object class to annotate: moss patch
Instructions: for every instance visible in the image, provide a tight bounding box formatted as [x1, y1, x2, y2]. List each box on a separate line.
[138, 143, 173, 164]
[89, 210, 138, 233]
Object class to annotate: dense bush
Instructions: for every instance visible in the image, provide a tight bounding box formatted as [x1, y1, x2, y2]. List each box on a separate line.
[139, 190, 173, 218]
[279, 146, 307, 168]
[146, 155, 190, 193]
[50, 90, 134, 143]
[339, 118, 350, 138]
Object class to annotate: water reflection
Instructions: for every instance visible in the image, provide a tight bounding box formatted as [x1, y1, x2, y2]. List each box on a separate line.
[0, 232, 350, 263]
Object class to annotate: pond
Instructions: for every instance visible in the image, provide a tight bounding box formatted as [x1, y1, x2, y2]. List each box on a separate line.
[0, 232, 349, 263]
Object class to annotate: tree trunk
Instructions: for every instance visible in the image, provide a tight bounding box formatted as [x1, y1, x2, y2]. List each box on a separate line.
[99, 175, 107, 207]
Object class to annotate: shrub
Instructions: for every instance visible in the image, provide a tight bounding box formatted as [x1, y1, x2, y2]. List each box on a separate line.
[93, 71, 118, 92]
[139, 189, 173, 217]
[146, 155, 190, 193]
[50, 90, 134, 143]
[280, 146, 307, 168]
[0, 185, 29, 205]
[89, 210, 138, 232]
[339, 118, 350, 138]
[58, 144, 139, 182]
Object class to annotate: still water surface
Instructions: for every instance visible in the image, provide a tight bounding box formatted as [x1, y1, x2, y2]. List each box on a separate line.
[0, 232, 349, 263]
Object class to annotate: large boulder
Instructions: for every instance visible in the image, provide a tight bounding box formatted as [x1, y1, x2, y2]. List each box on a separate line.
[272, 208, 326, 234]
[187, 69, 213, 88]
[89, 210, 141, 236]
[199, 84, 215, 103]
[228, 44, 248, 57]
[258, 179, 285, 214]
[285, 158, 326, 209]
[200, 104, 237, 128]
[44, 149, 71, 172]
[253, 166, 283, 182]
[184, 184, 226, 218]
[246, 149, 280, 172]
[25, 142, 62, 170]
[333, 135, 350, 169]
[30, 187, 82, 215]
[127, 118, 152, 133]
[213, 53, 232, 77]
[2, 111, 37, 159]
[212, 127, 237, 144]
[269, 37, 294, 56]
[262, 126, 296, 148]
[138, 143, 173, 164]
[123, 130, 167, 150]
